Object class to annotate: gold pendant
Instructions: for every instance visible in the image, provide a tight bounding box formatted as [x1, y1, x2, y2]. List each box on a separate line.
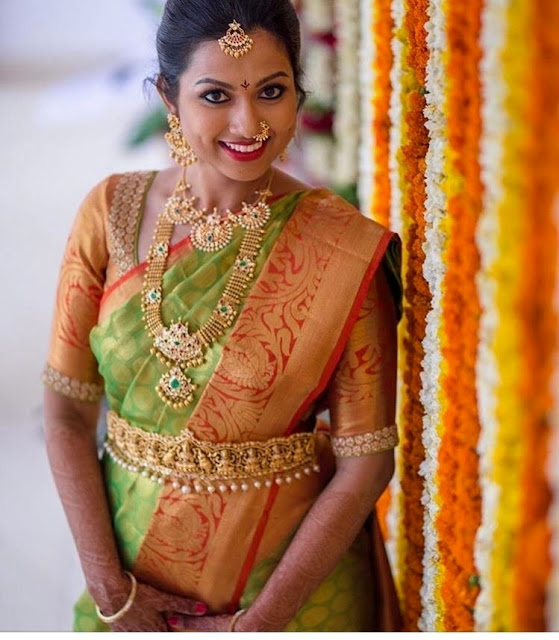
[157, 367, 196, 408]
[191, 211, 234, 252]
[229, 201, 271, 230]
[153, 322, 204, 367]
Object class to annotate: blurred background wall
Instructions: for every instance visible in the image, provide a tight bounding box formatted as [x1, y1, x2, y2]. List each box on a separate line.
[0, 0, 167, 630]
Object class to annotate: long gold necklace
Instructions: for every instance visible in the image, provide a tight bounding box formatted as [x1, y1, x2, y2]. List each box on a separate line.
[141, 170, 274, 408]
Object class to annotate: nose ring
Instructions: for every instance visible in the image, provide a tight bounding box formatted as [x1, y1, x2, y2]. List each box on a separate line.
[254, 121, 270, 142]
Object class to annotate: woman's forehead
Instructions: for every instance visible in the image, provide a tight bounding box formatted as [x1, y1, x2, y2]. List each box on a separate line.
[182, 29, 293, 83]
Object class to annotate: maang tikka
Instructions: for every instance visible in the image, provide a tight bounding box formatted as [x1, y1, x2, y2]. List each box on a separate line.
[165, 113, 197, 167]
[218, 20, 253, 58]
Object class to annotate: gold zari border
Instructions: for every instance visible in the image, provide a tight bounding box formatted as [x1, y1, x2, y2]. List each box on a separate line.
[106, 411, 318, 490]
[108, 171, 152, 278]
[42, 364, 104, 402]
[331, 424, 399, 457]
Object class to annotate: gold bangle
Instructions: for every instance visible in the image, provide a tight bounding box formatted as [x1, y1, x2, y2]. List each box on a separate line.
[95, 571, 138, 624]
[228, 608, 247, 632]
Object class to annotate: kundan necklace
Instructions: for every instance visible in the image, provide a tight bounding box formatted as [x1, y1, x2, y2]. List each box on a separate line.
[141, 169, 274, 408]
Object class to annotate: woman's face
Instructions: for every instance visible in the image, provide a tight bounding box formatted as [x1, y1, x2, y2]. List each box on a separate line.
[170, 29, 298, 183]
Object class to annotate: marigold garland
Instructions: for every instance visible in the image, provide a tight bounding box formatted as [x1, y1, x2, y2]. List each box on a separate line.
[437, 0, 483, 631]
[385, 0, 407, 599]
[392, 0, 431, 630]
[550, 207, 559, 632]
[486, 0, 535, 628]
[512, 0, 558, 630]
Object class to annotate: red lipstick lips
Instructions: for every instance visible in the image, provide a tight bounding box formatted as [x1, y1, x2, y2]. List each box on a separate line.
[219, 139, 268, 162]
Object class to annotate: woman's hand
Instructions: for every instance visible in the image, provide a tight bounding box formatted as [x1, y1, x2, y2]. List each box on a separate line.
[106, 581, 208, 632]
[165, 612, 233, 632]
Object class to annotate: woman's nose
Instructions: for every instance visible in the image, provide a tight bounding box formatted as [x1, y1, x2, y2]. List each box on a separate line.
[228, 101, 260, 139]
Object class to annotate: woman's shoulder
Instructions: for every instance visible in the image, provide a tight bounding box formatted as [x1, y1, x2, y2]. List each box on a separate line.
[74, 170, 156, 229]
[297, 186, 394, 236]
[86, 169, 156, 205]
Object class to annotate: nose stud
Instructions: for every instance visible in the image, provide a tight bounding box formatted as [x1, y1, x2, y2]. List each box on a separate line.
[254, 121, 270, 142]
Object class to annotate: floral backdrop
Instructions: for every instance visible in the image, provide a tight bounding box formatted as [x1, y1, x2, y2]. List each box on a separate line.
[299, 0, 559, 632]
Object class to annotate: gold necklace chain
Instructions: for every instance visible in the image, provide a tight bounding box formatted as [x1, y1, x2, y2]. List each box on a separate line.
[141, 170, 274, 408]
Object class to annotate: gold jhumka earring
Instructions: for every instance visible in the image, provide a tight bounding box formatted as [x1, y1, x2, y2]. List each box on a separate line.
[254, 121, 271, 143]
[218, 20, 253, 58]
[164, 113, 197, 167]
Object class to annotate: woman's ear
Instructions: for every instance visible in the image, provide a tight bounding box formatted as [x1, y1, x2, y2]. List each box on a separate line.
[156, 75, 177, 114]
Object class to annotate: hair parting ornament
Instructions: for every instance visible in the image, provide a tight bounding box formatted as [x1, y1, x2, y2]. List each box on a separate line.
[218, 20, 253, 58]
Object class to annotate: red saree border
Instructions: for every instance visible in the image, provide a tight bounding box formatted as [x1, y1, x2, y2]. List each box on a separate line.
[229, 483, 281, 613]
[284, 230, 398, 437]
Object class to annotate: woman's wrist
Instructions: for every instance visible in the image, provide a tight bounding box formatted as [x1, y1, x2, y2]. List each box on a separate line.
[95, 571, 137, 623]
[233, 606, 280, 633]
[87, 569, 132, 615]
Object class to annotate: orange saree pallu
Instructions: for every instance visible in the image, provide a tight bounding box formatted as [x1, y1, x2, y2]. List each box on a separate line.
[44, 172, 403, 631]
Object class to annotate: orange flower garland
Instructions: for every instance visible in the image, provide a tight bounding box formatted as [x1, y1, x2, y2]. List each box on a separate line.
[396, 0, 430, 630]
[371, 0, 393, 227]
[369, 0, 395, 547]
[512, 0, 558, 630]
[437, 0, 483, 631]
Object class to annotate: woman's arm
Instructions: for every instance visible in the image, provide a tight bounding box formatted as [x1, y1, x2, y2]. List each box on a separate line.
[43, 389, 130, 611]
[43, 389, 207, 631]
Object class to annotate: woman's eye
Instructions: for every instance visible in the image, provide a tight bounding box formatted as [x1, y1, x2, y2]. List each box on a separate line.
[202, 90, 229, 104]
[260, 85, 285, 100]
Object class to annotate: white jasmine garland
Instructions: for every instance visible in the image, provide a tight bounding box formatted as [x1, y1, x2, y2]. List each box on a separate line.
[417, 0, 448, 631]
[333, 0, 360, 186]
[303, 135, 335, 184]
[385, 0, 406, 583]
[473, 0, 510, 630]
[303, 0, 334, 35]
[301, 0, 335, 184]
[306, 44, 335, 107]
[357, 0, 376, 217]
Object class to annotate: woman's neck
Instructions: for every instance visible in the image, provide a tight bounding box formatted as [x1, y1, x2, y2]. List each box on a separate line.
[181, 162, 273, 213]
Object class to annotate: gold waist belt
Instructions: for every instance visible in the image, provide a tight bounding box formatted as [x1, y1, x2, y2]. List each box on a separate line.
[104, 410, 320, 494]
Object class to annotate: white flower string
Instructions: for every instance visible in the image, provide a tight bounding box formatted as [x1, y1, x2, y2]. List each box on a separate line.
[357, 0, 376, 218]
[417, 0, 449, 630]
[333, 0, 360, 187]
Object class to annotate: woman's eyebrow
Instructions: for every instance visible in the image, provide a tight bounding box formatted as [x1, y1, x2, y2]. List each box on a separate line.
[255, 71, 290, 87]
[195, 77, 234, 89]
[194, 71, 289, 90]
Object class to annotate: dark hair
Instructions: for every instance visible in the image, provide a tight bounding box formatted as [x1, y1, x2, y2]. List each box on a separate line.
[152, 0, 307, 109]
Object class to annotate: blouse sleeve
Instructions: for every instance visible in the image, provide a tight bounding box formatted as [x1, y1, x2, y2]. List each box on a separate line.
[42, 176, 114, 402]
[327, 235, 403, 457]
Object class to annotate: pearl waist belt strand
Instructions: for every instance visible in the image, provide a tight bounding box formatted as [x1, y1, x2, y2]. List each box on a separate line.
[104, 410, 320, 494]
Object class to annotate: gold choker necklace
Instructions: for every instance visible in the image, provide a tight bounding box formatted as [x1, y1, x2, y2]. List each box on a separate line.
[141, 170, 274, 408]
[164, 179, 273, 253]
